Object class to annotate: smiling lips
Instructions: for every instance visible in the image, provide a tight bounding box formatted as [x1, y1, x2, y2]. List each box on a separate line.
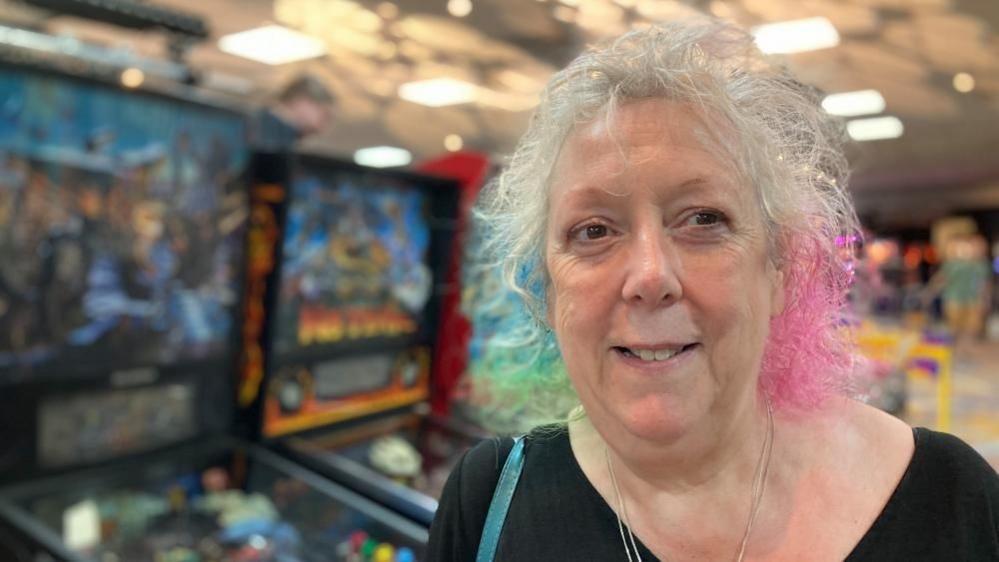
[615, 344, 698, 363]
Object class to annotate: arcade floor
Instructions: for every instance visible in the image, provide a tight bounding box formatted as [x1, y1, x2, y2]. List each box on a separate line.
[901, 338, 999, 470]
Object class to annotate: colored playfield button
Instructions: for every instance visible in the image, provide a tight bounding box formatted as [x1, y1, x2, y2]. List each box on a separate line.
[362, 538, 378, 558]
[373, 543, 395, 561]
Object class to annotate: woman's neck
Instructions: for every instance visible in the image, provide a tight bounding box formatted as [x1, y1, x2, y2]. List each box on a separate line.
[568, 397, 786, 559]
[569, 396, 915, 560]
[572, 397, 771, 495]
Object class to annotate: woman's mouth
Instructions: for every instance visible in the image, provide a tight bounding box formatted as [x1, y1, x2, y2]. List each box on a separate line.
[613, 344, 698, 363]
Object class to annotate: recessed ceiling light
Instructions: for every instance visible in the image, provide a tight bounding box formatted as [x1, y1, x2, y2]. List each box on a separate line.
[847, 116, 903, 142]
[751, 17, 840, 54]
[354, 146, 412, 168]
[821, 89, 886, 117]
[218, 25, 326, 65]
[398, 77, 478, 107]
[120, 67, 144, 88]
[447, 0, 473, 17]
[953, 72, 975, 93]
[444, 134, 463, 152]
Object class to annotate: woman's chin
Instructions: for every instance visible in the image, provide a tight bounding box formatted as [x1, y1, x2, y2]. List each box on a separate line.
[616, 397, 700, 444]
[576, 384, 712, 444]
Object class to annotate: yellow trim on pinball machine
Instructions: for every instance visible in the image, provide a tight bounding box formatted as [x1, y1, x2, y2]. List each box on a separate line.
[263, 387, 429, 437]
[854, 322, 954, 432]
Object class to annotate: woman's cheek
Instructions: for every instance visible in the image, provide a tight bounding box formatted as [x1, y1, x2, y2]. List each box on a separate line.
[548, 255, 593, 336]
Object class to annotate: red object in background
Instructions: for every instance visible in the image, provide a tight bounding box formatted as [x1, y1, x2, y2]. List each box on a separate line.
[903, 244, 922, 270]
[924, 244, 939, 265]
[350, 530, 368, 553]
[417, 152, 492, 415]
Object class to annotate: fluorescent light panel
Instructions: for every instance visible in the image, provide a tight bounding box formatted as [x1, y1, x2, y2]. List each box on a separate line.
[847, 116, 903, 142]
[218, 25, 326, 65]
[398, 78, 478, 107]
[822, 89, 886, 117]
[354, 146, 412, 168]
[752, 17, 840, 54]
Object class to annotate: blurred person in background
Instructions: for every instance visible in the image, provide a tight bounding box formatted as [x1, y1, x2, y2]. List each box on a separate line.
[429, 19, 999, 562]
[926, 233, 992, 347]
[251, 73, 335, 152]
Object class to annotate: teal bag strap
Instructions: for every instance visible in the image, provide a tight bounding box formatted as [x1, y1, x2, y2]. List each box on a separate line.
[475, 436, 526, 562]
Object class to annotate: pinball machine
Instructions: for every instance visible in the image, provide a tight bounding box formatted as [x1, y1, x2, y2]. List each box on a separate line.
[237, 151, 492, 530]
[0, 61, 427, 562]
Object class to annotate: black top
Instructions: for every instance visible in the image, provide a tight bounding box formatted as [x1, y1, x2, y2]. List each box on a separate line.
[428, 427, 999, 561]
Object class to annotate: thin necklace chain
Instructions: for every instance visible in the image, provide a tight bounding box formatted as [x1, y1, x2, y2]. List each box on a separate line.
[604, 399, 775, 562]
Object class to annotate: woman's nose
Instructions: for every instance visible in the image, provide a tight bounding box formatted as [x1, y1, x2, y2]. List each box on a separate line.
[620, 229, 682, 306]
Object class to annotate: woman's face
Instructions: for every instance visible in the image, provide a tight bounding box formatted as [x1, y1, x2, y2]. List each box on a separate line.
[545, 99, 784, 444]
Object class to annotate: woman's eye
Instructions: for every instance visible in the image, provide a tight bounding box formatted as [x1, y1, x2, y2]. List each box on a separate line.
[688, 211, 722, 226]
[572, 223, 609, 241]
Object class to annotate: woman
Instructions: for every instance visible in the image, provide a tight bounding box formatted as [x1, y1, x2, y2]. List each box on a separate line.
[430, 20, 999, 561]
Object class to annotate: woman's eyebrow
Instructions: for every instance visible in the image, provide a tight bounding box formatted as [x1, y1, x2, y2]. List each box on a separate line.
[557, 175, 727, 211]
[668, 177, 710, 193]
[558, 183, 630, 205]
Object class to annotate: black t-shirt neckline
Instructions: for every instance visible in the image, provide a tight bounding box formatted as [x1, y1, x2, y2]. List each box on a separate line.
[559, 427, 925, 561]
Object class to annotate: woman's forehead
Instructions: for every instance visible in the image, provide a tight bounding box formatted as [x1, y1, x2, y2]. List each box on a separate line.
[556, 100, 737, 174]
[577, 99, 726, 146]
[551, 101, 742, 196]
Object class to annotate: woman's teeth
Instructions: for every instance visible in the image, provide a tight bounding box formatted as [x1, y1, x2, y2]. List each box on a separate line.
[625, 347, 682, 362]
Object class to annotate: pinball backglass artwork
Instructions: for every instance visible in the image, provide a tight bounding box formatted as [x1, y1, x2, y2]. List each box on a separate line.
[0, 64, 247, 382]
[260, 158, 457, 437]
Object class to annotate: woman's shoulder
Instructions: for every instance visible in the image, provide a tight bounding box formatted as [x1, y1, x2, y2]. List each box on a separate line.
[908, 427, 999, 491]
[427, 425, 574, 560]
[833, 399, 997, 487]
[460, 436, 519, 481]
[428, 436, 521, 560]
[787, 399, 998, 559]
[792, 397, 915, 483]
[846, 426, 999, 560]
[449, 425, 572, 498]
[461, 424, 570, 471]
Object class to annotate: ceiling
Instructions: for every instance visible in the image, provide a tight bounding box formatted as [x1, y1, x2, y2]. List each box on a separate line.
[2, 0, 999, 223]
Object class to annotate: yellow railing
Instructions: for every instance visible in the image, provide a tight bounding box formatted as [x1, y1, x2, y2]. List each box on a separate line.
[855, 324, 953, 431]
[906, 342, 953, 432]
